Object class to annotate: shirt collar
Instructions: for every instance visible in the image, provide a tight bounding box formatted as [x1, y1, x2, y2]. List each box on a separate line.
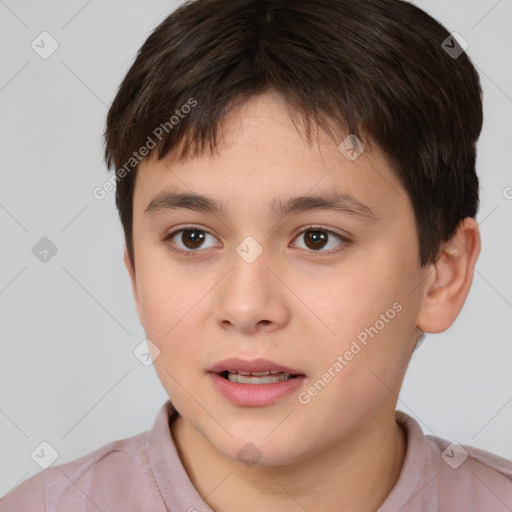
[147, 400, 213, 512]
[377, 410, 440, 512]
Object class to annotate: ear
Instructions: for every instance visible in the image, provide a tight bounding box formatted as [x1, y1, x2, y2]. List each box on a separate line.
[416, 217, 481, 333]
[124, 247, 143, 321]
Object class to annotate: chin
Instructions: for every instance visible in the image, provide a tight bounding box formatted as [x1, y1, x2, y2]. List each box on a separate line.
[212, 429, 304, 468]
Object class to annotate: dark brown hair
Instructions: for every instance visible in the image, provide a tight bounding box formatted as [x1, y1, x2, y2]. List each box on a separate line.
[104, 0, 483, 268]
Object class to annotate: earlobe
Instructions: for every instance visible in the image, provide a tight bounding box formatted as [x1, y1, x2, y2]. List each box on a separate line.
[416, 218, 481, 333]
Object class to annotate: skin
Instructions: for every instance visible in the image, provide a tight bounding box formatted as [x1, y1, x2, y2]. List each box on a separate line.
[125, 91, 481, 512]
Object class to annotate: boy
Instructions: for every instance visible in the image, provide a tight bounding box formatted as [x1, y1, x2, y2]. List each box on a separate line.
[2, 0, 511, 510]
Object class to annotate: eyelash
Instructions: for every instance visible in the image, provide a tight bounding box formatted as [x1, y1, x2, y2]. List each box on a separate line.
[162, 225, 350, 257]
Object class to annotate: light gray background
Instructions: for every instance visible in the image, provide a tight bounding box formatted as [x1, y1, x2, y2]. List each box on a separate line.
[1, 0, 511, 496]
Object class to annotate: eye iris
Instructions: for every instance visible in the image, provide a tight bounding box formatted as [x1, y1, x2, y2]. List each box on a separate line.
[305, 229, 327, 250]
[182, 229, 205, 249]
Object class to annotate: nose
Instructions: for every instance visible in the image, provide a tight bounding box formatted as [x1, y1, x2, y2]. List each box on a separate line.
[214, 247, 290, 335]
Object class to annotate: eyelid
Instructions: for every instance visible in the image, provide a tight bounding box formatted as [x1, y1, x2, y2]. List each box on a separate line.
[290, 224, 350, 242]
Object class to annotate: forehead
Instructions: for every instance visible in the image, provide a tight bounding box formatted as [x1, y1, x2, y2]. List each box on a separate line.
[133, 92, 411, 220]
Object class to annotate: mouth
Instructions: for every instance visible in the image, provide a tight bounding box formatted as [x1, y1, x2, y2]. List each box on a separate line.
[207, 358, 306, 407]
[208, 357, 305, 384]
[218, 370, 300, 384]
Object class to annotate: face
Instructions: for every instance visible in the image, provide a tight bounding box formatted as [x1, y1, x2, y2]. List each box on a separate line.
[126, 91, 428, 466]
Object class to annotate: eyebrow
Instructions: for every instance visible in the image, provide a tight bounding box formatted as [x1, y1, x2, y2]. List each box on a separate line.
[144, 190, 378, 222]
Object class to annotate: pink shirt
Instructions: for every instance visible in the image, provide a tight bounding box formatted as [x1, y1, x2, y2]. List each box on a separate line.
[2, 400, 512, 511]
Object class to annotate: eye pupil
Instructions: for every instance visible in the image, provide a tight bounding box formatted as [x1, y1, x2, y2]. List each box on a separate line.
[305, 230, 327, 250]
[182, 229, 205, 249]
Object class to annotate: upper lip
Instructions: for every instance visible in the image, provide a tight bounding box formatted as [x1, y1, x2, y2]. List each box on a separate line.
[208, 358, 305, 375]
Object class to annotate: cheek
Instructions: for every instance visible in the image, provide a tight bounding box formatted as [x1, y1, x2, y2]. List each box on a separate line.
[305, 264, 401, 340]
[304, 261, 415, 393]
[136, 247, 202, 326]
[135, 266, 209, 374]
[141, 267, 207, 404]
[300, 307, 411, 434]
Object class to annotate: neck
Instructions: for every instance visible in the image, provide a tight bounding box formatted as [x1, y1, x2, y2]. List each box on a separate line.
[171, 406, 407, 512]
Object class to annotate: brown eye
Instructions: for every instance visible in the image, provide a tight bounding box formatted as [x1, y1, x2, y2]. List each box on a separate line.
[180, 229, 206, 249]
[303, 229, 328, 250]
[292, 228, 346, 253]
[164, 227, 219, 252]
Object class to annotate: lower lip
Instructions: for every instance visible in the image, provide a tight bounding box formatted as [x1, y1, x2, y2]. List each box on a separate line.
[208, 373, 306, 407]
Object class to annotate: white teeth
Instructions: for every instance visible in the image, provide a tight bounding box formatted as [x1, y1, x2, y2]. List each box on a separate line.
[228, 370, 289, 376]
[227, 372, 292, 384]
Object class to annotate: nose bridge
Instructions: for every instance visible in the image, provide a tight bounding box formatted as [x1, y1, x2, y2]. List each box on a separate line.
[215, 235, 288, 332]
[229, 235, 273, 300]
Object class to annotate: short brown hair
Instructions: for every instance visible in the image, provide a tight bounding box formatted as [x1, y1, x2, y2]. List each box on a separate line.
[104, 0, 483, 268]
